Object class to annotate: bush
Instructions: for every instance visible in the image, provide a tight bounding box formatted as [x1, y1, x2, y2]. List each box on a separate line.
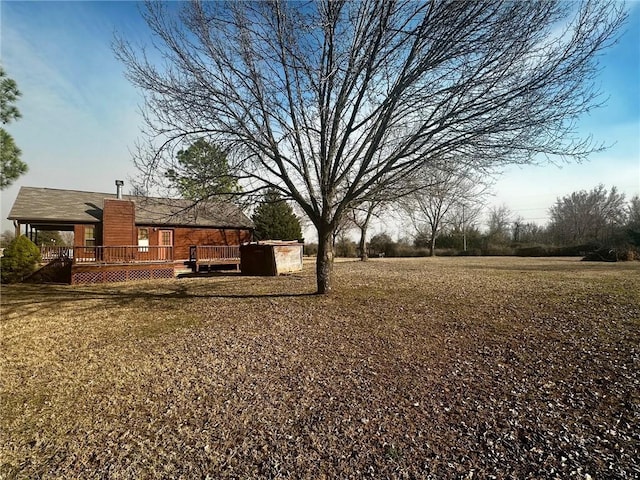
[482, 246, 515, 256]
[457, 248, 482, 256]
[619, 247, 639, 261]
[1, 235, 42, 283]
[335, 238, 358, 258]
[582, 247, 618, 262]
[549, 243, 599, 257]
[433, 248, 458, 257]
[582, 245, 640, 262]
[391, 243, 429, 257]
[515, 245, 550, 257]
[369, 233, 394, 257]
[303, 243, 318, 256]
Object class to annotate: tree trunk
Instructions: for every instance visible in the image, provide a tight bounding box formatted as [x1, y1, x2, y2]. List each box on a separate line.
[357, 206, 375, 261]
[359, 225, 368, 261]
[430, 231, 436, 257]
[316, 224, 334, 294]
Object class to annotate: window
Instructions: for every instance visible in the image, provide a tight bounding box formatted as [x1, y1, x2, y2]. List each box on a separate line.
[138, 228, 149, 252]
[84, 226, 96, 247]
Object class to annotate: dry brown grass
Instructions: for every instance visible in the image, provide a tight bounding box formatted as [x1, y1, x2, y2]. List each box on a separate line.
[1, 257, 639, 479]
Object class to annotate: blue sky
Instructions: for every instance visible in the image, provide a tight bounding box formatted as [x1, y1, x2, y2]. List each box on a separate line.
[1, 1, 639, 236]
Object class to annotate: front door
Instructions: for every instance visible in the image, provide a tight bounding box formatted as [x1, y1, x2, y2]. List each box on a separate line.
[159, 230, 173, 260]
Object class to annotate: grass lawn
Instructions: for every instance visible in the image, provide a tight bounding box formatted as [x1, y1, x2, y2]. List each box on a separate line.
[1, 257, 639, 479]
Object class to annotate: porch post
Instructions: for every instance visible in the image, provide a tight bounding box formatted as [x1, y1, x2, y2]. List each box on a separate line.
[13, 220, 20, 238]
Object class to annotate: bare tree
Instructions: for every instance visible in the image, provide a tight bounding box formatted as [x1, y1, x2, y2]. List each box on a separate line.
[447, 202, 484, 238]
[402, 166, 488, 256]
[512, 216, 545, 244]
[628, 195, 640, 227]
[348, 199, 389, 261]
[433, 198, 485, 253]
[549, 184, 627, 245]
[487, 204, 513, 245]
[627, 195, 640, 246]
[0, 229, 15, 248]
[115, 0, 625, 293]
[328, 209, 352, 249]
[513, 220, 549, 244]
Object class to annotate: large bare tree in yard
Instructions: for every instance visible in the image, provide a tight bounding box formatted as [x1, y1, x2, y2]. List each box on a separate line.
[116, 0, 625, 293]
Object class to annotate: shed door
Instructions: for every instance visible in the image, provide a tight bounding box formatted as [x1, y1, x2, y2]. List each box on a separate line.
[159, 230, 173, 260]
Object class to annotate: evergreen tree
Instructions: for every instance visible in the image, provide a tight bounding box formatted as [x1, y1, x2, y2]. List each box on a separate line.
[1, 235, 41, 283]
[252, 188, 302, 241]
[165, 138, 239, 200]
[34, 230, 64, 246]
[1, 68, 27, 189]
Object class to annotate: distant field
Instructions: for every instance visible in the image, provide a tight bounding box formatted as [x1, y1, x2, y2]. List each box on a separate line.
[1, 257, 639, 479]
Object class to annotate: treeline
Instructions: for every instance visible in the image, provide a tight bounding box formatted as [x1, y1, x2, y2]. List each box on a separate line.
[305, 185, 640, 260]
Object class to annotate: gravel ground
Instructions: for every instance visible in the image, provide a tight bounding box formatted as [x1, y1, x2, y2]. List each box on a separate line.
[1, 257, 639, 479]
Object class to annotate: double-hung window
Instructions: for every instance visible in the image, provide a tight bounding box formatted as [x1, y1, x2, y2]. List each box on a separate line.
[84, 226, 96, 247]
[138, 228, 149, 252]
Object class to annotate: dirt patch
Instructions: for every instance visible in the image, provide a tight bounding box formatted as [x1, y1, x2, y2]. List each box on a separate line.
[1, 257, 639, 478]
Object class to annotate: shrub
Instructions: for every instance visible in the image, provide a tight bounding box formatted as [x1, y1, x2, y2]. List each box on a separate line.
[457, 248, 482, 256]
[482, 246, 515, 256]
[582, 245, 640, 262]
[433, 248, 458, 257]
[413, 231, 431, 248]
[335, 238, 357, 258]
[383, 241, 399, 257]
[619, 247, 639, 261]
[303, 243, 318, 256]
[552, 243, 600, 257]
[515, 245, 550, 257]
[582, 247, 618, 262]
[392, 243, 429, 257]
[1, 235, 41, 283]
[369, 233, 394, 257]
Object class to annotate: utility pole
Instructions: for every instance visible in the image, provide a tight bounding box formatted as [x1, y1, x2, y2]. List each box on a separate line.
[462, 203, 467, 252]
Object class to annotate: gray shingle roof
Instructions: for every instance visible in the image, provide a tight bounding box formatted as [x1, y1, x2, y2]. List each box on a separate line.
[8, 187, 254, 229]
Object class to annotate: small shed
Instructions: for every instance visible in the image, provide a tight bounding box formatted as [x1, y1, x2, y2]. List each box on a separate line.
[240, 241, 304, 276]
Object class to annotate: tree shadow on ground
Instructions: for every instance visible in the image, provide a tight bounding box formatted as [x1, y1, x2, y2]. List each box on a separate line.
[0, 281, 317, 319]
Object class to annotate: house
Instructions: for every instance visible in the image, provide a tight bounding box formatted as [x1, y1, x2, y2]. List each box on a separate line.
[7, 182, 254, 283]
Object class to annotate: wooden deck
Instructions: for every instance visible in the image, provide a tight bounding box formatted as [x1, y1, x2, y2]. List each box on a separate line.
[38, 245, 175, 284]
[37, 245, 242, 283]
[189, 245, 241, 271]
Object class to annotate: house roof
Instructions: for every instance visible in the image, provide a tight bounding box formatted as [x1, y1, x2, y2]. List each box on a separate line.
[8, 186, 254, 229]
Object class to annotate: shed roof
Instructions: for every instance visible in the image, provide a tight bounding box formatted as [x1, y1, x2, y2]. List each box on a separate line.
[8, 186, 254, 229]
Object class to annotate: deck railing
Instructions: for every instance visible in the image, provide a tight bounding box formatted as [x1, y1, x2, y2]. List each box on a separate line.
[40, 246, 74, 262]
[190, 245, 240, 263]
[73, 246, 173, 264]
